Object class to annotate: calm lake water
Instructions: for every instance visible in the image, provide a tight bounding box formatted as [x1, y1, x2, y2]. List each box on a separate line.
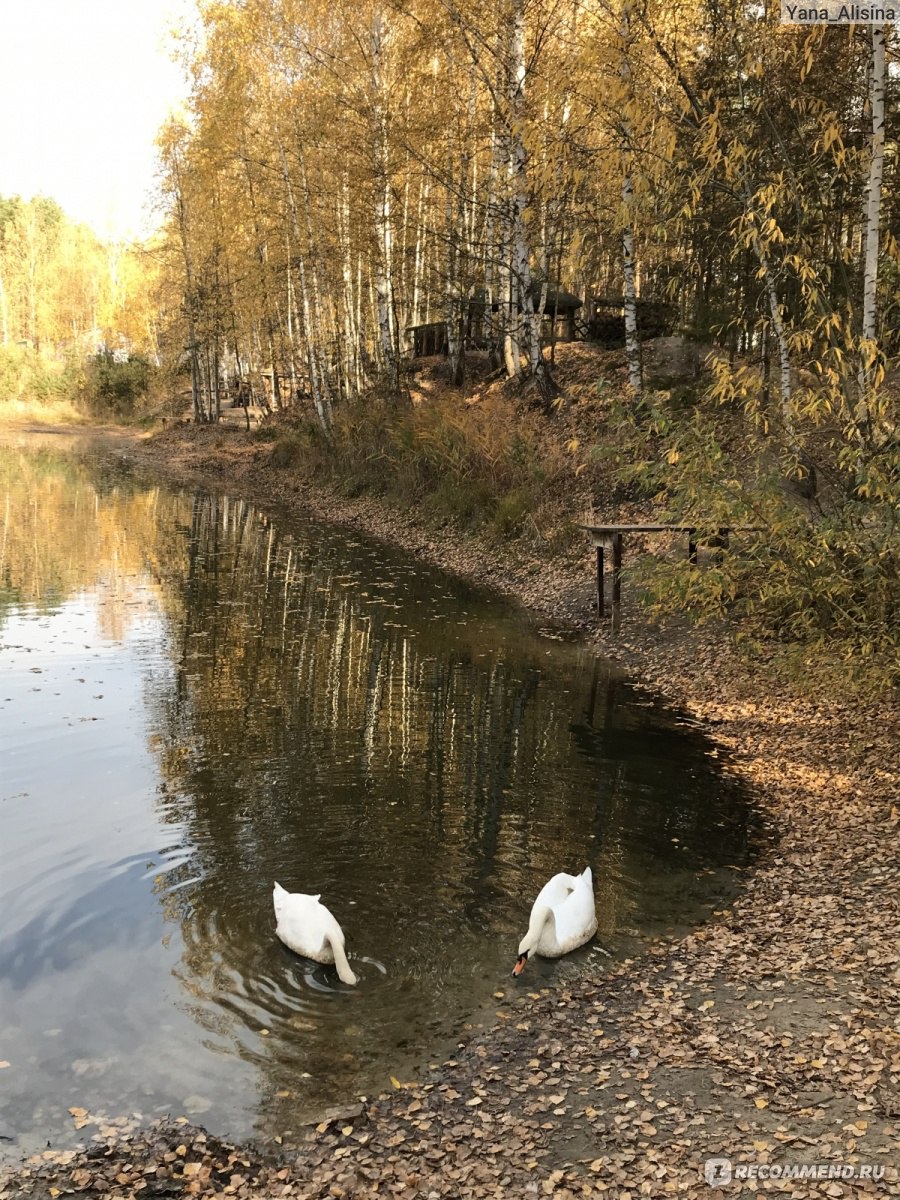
[0, 439, 753, 1156]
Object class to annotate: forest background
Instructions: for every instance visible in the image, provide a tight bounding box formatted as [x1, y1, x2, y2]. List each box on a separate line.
[1, 2, 897, 685]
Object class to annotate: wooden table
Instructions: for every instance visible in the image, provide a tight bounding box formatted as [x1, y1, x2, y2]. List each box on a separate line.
[579, 523, 740, 633]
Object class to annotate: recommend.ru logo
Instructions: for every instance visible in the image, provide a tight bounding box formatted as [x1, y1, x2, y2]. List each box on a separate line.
[704, 1158, 886, 1186]
[704, 1158, 733, 1187]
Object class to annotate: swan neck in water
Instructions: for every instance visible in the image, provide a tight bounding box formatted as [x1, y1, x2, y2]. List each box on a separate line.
[519, 902, 555, 956]
[328, 934, 359, 986]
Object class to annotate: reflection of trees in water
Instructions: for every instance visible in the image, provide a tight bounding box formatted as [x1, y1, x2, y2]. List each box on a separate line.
[0, 445, 175, 638]
[135, 494, 613, 1104]
[0, 446, 752, 952]
[145, 492, 585, 901]
[0, 447, 752, 1133]
[141, 493, 751, 975]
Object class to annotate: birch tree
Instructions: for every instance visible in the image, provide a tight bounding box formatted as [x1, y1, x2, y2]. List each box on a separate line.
[369, 8, 400, 391]
[858, 23, 886, 441]
[617, 1, 642, 397]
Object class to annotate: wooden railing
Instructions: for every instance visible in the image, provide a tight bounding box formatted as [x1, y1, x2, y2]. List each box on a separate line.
[579, 523, 760, 634]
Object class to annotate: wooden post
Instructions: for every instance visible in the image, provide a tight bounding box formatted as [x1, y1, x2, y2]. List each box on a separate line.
[596, 544, 605, 616]
[612, 533, 623, 633]
[688, 528, 698, 564]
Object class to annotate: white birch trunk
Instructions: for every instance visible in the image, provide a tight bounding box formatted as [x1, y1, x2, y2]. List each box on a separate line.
[468, 144, 479, 250]
[769, 290, 794, 437]
[339, 177, 361, 397]
[858, 24, 885, 435]
[285, 246, 298, 401]
[447, 89, 473, 387]
[445, 144, 461, 380]
[277, 138, 331, 431]
[740, 181, 793, 432]
[411, 175, 430, 328]
[621, 180, 641, 394]
[507, 0, 544, 388]
[498, 44, 519, 377]
[620, 3, 642, 397]
[397, 109, 412, 353]
[298, 252, 332, 431]
[298, 150, 335, 410]
[241, 142, 279, 411]
[167, 144, 202, 422]
[357, 255, 368, 380]
[500, 169, 520, 379]
[483, 105, 503, 350]
[371, 10, 398, 388]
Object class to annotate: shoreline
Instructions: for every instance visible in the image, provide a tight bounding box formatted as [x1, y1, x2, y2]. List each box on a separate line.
[2, 423, 898, 1198]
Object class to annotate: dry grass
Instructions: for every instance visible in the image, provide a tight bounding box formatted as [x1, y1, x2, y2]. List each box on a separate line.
[0, 396, 88, 426]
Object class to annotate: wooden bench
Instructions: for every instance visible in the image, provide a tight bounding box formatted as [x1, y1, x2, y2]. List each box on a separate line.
[579, 523, 752, 633]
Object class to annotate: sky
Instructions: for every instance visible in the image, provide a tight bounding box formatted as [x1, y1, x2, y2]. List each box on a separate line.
[0, 0, 195, 240]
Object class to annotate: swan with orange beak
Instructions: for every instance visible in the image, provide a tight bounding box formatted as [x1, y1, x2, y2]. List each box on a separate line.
[513, 867, 597, 976]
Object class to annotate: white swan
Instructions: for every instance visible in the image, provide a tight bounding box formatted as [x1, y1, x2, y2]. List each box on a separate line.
[513, 867, 597, 975]
[273, 882, 358, 985]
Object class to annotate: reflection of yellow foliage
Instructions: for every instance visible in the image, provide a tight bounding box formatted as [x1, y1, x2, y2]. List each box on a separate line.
[139, 489, 628, 909]
[0, 446, 177, 638]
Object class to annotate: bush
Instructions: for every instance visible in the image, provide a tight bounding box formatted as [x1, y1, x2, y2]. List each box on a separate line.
[603, 386, 900, 688]
[0, 344, 81, 402]
[251, 424, 279, 442]
[259, 390, 570, 545]
[0, 345, 85, 422]
[79, 351, 153, 416]
[270, 434, 304, 467]
[490, 487, 534, 538]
